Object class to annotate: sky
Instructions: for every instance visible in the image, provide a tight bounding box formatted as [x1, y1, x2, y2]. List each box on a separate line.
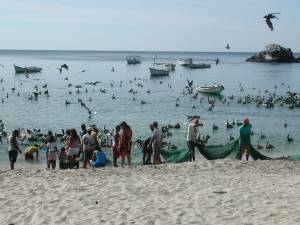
[0, 0, 300, 52]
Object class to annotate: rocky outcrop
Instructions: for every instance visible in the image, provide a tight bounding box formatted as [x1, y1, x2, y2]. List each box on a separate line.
[246, 44, 300, 63]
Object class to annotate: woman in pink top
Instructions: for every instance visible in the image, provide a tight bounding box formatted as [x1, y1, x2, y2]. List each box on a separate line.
[66, 129, 81, 163]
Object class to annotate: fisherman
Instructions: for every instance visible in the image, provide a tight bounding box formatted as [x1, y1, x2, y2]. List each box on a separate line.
[239, 118, 252, 160]
[186, 116, 201, 161]
[147, 122, 163, 165]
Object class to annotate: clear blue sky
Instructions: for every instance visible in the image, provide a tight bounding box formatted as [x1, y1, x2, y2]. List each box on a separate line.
[1, 0, 299, 52]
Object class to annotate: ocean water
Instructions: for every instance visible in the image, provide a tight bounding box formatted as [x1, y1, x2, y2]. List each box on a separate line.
[0, 50, 299, 166]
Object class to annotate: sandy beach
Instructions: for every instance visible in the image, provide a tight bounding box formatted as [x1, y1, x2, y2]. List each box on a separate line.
[1, 160, 300, 225]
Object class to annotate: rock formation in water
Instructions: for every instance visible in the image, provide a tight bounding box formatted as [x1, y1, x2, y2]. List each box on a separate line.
[246, 44, 300, 63]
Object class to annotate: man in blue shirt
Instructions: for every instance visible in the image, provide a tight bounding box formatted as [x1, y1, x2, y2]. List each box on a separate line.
[239, 118, 252, 161]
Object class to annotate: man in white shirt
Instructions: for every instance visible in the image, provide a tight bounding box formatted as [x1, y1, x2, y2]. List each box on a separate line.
[148, 121, 163, 165]
[187, 116, 200, 162]
[82, 127, 94, 168]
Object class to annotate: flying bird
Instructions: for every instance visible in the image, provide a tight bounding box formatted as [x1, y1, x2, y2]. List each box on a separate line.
[225, 43, 230, 50]
[264, 13, 280, 31]
[85, 81, 101, 86]
[57, 64, 69, 74]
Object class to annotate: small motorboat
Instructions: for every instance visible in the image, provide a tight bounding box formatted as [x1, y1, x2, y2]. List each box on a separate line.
[14, 64, 42, 73]
[126, 56, 142, 64]
[177, 58, 193, 66]
[188, 63, 211, 69]
[195, 84, 224, 95]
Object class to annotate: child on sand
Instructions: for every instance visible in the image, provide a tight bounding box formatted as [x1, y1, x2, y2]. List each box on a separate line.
[90, 149, 106, 169]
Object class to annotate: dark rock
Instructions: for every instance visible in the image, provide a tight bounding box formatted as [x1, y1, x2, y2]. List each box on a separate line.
[246, 44, 299, 63]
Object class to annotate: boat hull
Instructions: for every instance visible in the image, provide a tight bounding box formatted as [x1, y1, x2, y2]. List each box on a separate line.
[196, 85, 224, 94]
[14, 64, 42, 73]
[188, 63, 211, 69]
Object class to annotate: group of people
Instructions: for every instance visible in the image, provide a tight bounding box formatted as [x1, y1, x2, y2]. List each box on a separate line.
[7, 121, 136, 170]
[140, 121, 163, 165]
[186, 116, 253, 161]
[7, 117, 252, 170]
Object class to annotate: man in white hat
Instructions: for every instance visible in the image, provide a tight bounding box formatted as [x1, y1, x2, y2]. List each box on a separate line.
[187, 116, 200, 161]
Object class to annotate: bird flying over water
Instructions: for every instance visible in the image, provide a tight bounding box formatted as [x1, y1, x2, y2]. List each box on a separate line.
[187, 79, 193, 88]
[225, 43, 230, 50]
[57, 64, 69, 74]
[85, 81, 101, 86]
[264, 13, 280, 31]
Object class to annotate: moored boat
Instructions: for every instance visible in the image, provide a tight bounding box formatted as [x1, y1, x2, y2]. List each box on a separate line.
[126, 56, 142, 64]
[14, 64, 42, 73]
[177, 58, 193, 66]
[188, 63, 211, 69]
[195, 84, 224, 94]
[149, 63, 170, 76]
[149, 67, 170, 76]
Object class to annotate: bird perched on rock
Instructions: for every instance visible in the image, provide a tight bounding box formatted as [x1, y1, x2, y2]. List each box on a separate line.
[264, 13, 280, 31]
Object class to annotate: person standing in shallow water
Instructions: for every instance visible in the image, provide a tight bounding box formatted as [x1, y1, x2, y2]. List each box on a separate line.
[239, 118, 252, 161]
[8, 129, 23, 170]
[186, 116, 200, 162]
[118, 121, 132, 167]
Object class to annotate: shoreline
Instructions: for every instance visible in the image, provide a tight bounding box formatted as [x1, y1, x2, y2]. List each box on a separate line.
[1, 160, 300, 225]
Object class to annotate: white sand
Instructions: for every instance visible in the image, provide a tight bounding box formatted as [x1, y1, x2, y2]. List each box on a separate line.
[1, 160, 300, 225]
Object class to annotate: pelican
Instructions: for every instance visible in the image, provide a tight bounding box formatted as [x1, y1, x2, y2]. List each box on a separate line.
[57, 64, 69, 73]
[287, 134, 293, 142]
[264, 13, 280, 31]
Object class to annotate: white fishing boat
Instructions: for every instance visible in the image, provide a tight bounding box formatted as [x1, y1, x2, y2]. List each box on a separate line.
[188, 63, 211, 69]
[195, 84, 224, 94]
[126, 56, 142, 64]
[177, 58, 193, 66]
[14, 64, 42, 73]
[149, 64, 170, 76]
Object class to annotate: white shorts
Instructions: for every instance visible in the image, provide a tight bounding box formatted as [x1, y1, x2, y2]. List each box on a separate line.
[68, 147, 80, 157]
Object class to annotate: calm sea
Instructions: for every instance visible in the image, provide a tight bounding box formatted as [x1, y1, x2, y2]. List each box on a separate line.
[0, 50, 299, 166]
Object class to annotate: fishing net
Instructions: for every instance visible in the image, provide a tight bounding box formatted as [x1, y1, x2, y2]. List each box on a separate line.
[160, 139, 275, 163]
